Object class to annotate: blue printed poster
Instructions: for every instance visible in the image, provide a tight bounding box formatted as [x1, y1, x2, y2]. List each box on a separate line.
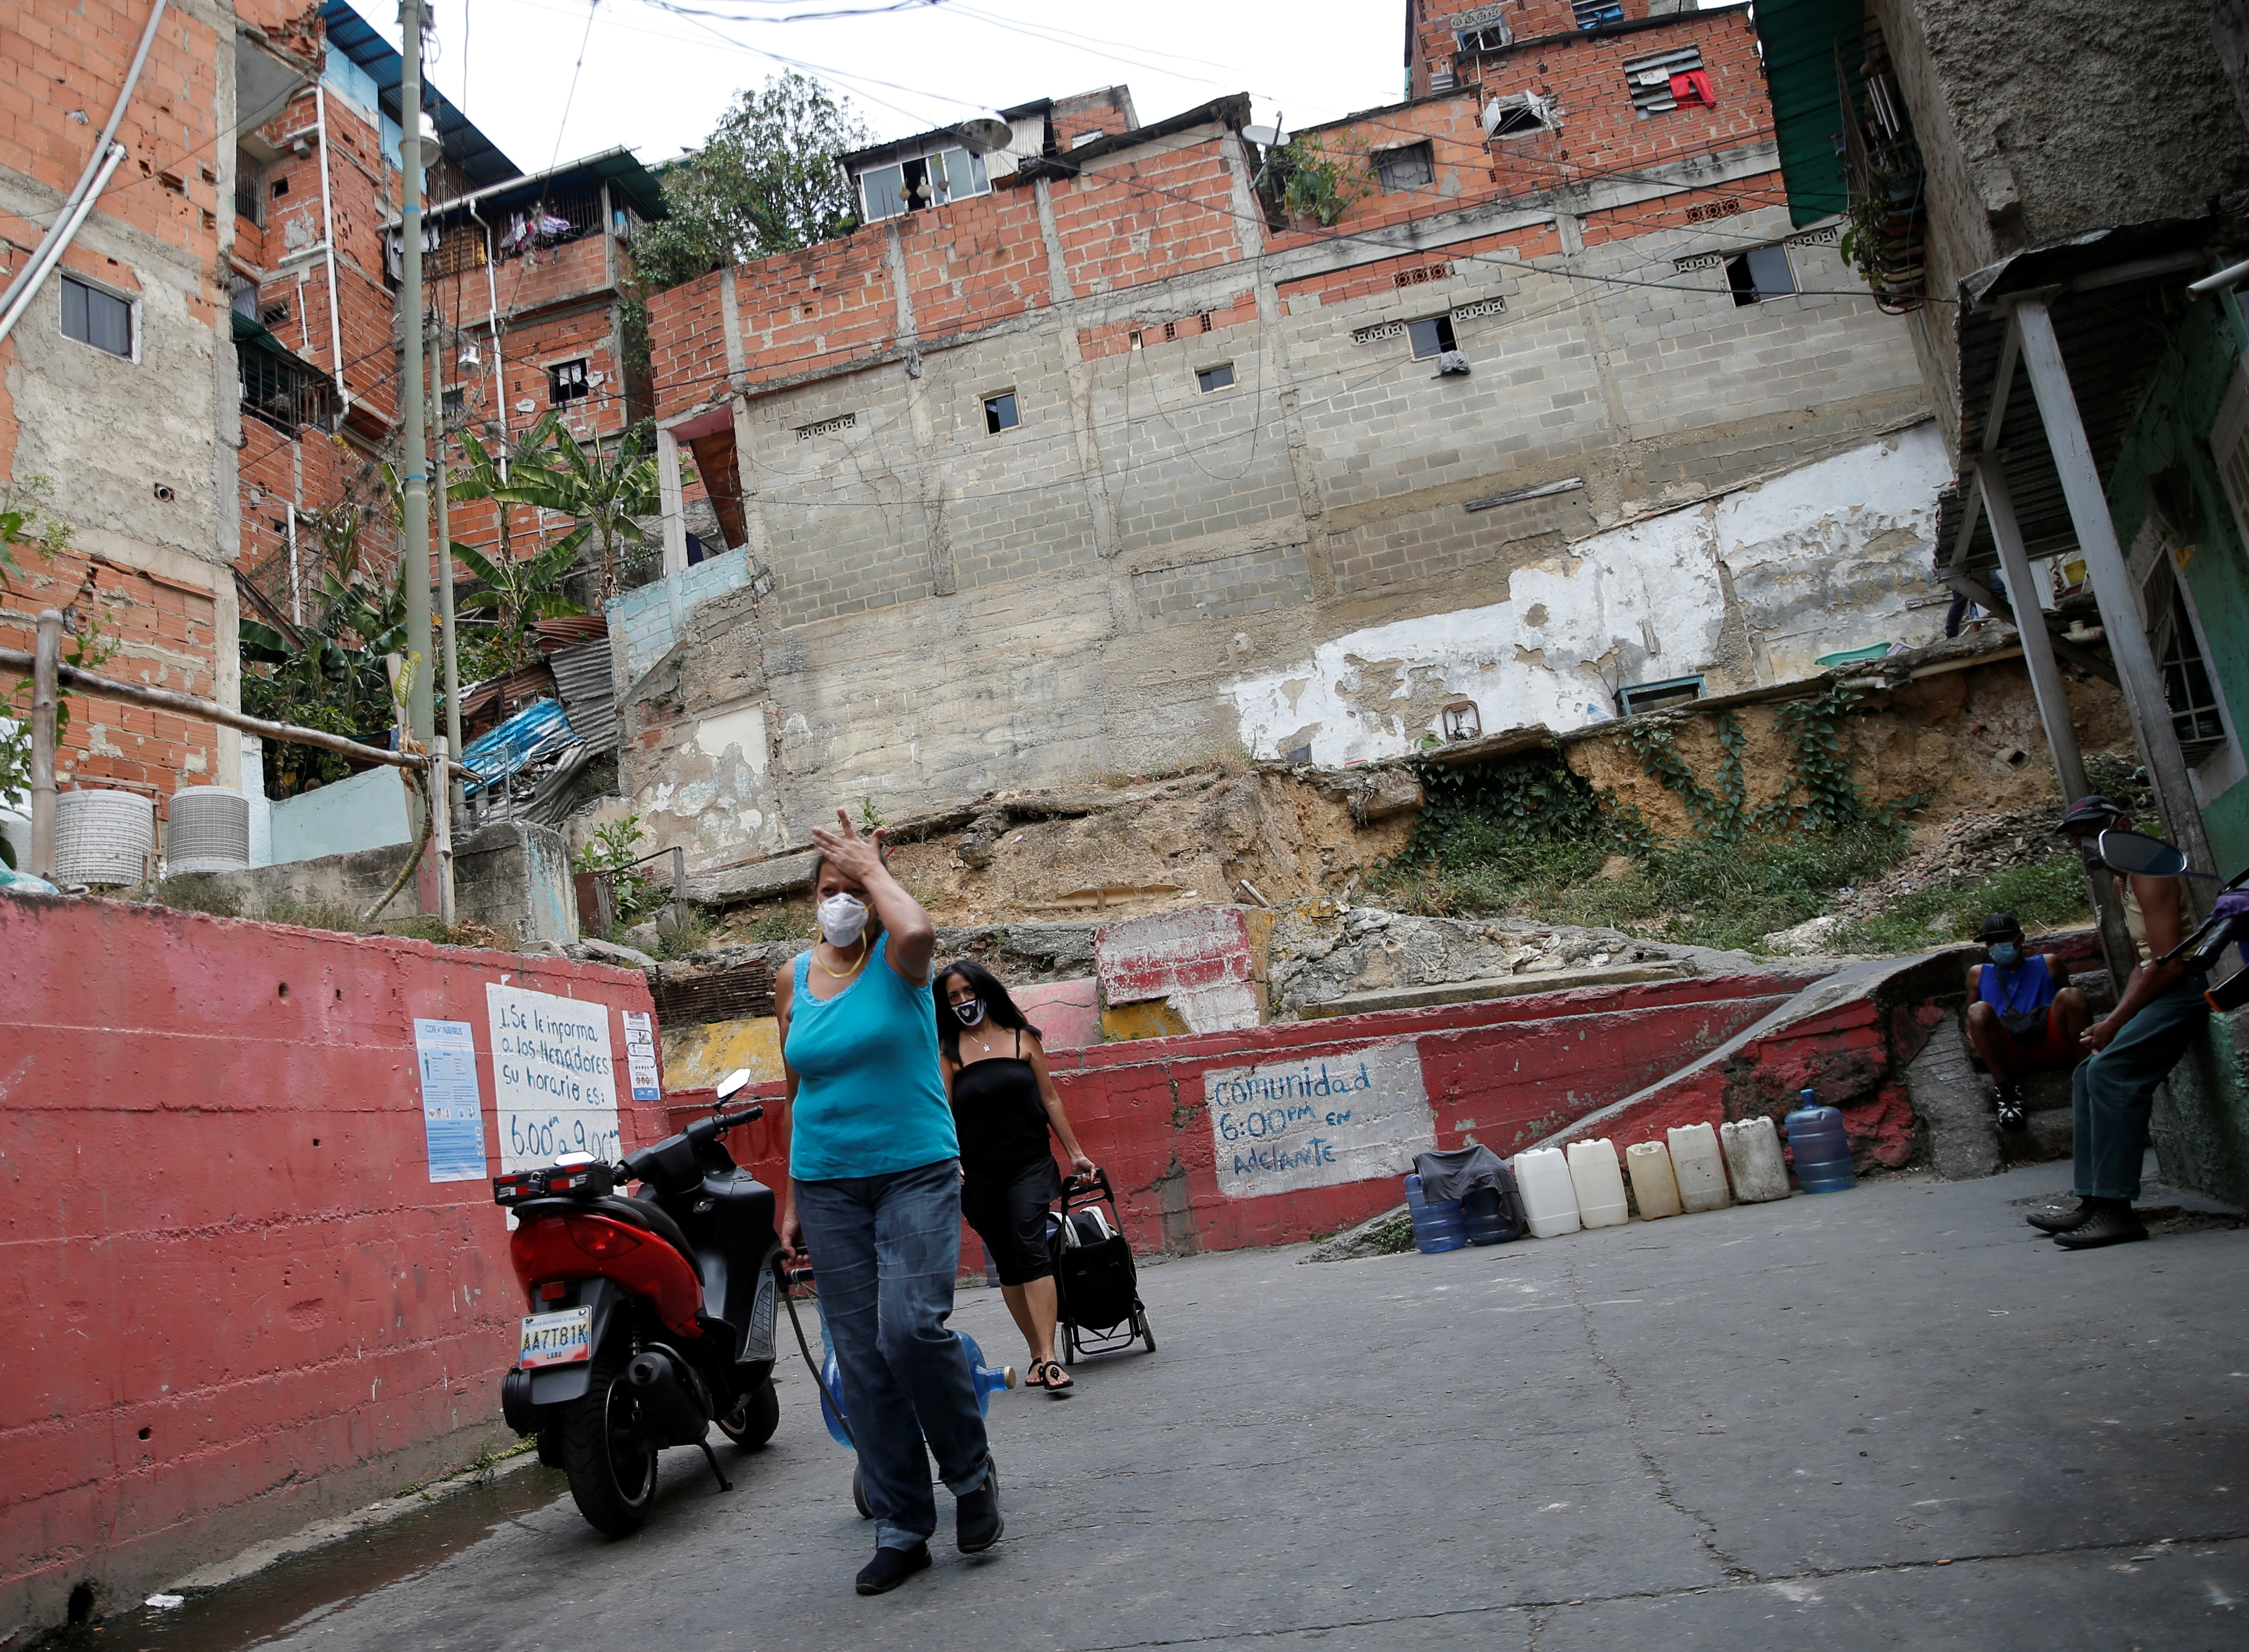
[414, 1018, 488, 1183]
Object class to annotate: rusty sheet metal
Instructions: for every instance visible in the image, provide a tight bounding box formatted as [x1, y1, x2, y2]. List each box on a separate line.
[548, 636, 618, 754]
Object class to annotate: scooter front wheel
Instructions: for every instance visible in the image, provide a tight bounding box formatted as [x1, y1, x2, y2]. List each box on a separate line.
[558, 1349, 658, 1537]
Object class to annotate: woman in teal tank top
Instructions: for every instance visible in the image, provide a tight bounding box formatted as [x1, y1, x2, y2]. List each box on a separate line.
[777, 811, 1000, 1595]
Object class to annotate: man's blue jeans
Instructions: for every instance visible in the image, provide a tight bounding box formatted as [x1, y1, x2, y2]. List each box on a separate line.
[2072, 973, 2208, 1201]
[795, 1157, 990, 1552]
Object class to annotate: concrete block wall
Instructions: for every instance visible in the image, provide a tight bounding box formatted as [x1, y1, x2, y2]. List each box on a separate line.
[608, 544, 753, 684]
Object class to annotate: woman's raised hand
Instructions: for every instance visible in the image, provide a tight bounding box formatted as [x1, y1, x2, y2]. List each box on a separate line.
[810, 808, 886, 883]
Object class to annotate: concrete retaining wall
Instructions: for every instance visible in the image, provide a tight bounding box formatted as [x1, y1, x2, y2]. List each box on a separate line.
[0, 892, 664, 1640]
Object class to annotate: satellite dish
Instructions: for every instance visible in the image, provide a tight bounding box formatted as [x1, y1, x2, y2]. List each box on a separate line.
[953, 117, 1013, 156]
[1243, 123, 1287, 148]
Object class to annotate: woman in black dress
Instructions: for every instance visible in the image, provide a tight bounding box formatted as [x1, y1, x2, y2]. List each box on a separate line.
[935, 960, 1097, 1396]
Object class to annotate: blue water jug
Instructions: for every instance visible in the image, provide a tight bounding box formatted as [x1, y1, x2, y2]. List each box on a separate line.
[1403, 1173, 1467, 1253]
[1784, 1088, 1857, 1194]
[1459, 1186, 1519, 1246]
[819, 1331, 1014, 1447]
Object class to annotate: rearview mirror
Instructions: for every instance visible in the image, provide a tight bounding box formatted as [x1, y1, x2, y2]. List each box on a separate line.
[2099, 829, 2189, 878]
[715, 1068, 752, 1102]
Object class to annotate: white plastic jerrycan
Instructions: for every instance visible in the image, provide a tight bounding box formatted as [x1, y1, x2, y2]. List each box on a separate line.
[1565, 1138, 1630, 1228]
[1667, 1121, 1733, 1213]
[1720, 1115, 1790, 1204]
[1511, 1146, 1583, 1238]
[1624, 1140, 1682, 1220]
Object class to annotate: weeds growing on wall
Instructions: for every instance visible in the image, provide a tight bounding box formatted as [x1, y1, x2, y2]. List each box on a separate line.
[1832, 853, 2090, 954]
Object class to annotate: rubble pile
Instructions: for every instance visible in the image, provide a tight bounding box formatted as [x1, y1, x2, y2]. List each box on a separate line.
[1826, 807, 2062, 923]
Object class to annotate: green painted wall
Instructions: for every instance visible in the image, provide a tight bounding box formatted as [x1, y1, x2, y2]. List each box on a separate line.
[2104, 292, 2249, 1207]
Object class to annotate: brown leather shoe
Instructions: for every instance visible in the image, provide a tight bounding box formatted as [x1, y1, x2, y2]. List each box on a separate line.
[2026, 1199, 2095, 1234]
[2052, 1206, 2150, 1249]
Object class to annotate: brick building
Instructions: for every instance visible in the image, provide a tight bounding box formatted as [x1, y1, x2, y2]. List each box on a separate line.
[1, 0, 320, 819]
[624, 0, 1941, 871]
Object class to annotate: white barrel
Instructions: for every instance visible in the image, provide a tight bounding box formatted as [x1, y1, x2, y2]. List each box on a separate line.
[1667, 1122, 1733, 1213]
[1566, 1138, 1630, 1228]
[1720, 1115, 1792, 1204]
[54, 788, 154, 887]
[1625, 1140, 1682, 1220]
[1511, 1146, 1582, 1238]
[166, 786, 251, 874]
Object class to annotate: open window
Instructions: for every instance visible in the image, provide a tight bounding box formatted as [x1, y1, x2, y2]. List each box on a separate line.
[548, 359, 590, 403]
[983, 390, 1019, 433]
[1374, 142, 1435, 193]
[1725, 246, 1798, 305]
[858, 146, 990, 222]
[1407, 313, 1458, 360]
[1483, 94, 1552, 140]
[1617, 676, 1704, 717]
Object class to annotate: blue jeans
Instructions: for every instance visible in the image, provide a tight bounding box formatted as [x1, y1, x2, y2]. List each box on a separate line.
[794, 1157, 990, 1551]
[2072, 973, 2208, 1202]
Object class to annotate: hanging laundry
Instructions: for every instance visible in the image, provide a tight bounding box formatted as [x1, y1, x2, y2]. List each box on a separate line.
[384, 230, 402, 282]
[500, 211, 530, 251]
[534, 212, 572, 242]
[1669, 69, 1717, 107]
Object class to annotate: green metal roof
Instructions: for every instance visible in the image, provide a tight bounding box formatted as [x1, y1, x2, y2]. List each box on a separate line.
[1752, 0, 1860, 227]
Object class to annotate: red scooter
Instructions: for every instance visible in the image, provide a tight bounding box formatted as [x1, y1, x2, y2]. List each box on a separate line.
[492, 1073, 782, 1536]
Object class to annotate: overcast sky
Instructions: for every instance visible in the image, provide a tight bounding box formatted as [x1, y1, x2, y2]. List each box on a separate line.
[360, 0, 1407, 176]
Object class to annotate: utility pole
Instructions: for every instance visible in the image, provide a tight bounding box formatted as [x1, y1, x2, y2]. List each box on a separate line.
[397, 0, 435, 768]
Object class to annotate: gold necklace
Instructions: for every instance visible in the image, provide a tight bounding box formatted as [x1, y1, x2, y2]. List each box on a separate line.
[815, 933, 868, 979]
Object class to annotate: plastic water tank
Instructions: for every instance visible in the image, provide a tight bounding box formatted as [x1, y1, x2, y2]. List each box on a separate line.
[1566, 1138, 1630, 1228]
[54, 789, 154, 887]
[1403, 1173, 1467, 1253]
[165, 786, 251, 875]
[1624, 1140, 1683, 1220]
[1720, 1115, 1791, 1203]
[1785, 1088, 1858, 1193]
[1667, 1122, 1733, 1213]
[1511, 1147, 1582, 1238]
[1459, 1186, 1520, 1246]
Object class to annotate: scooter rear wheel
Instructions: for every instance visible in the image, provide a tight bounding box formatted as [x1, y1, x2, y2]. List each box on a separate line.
[558, 1347, 658, 1537]
[717, 1375, 779, 1450]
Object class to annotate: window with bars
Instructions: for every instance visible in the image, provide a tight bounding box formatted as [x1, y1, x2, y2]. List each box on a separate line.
[2141, 552, 2229, 763]
[238, 340, 337, 434]
[1623, 45, 1704, 115]
[1573, 0, 1625, 27]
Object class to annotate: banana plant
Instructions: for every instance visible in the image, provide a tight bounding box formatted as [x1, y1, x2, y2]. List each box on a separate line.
[544, 418, 660, 600]
[443, 419, 589, 670]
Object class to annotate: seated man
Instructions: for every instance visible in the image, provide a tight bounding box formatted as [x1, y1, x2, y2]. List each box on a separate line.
[1963, 911, 2090, 1128]
[2027, 795, 2205, 1251]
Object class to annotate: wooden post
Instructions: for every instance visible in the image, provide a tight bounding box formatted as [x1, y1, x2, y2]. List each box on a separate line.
[2015, 298, 2216, 913]
[671, 844, 689, 939]
[1979, 459, 2135, 985]
[29, 608, 60, 880]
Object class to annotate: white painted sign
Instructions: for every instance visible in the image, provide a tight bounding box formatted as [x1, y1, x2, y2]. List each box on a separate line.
[1204, 1043, 1435, 1198]
[486, 984, 622, 1171]
[621, 1009, 662, 1103]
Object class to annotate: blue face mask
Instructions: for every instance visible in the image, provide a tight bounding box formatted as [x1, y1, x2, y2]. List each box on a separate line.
[1990, 942, 2021, 967]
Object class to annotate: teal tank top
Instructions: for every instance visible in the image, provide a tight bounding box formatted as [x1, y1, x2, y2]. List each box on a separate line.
[784, 932, 959, 1181]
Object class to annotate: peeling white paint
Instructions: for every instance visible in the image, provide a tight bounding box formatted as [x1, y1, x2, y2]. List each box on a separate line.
[1225, 428, 1950, 767]
[692, 703, 769, 771]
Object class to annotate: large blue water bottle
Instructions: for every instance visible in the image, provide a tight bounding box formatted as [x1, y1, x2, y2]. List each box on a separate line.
[819, 1331, 1014, 1447]
[1784, 1087, 1857, 1193]
[1403, 1173, 1467, 1253]
[1459, 1186, 1519, 1246]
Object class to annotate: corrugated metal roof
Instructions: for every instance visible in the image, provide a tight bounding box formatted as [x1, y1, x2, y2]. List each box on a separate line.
[1934, 220, 2217, 577]
[549, 637, 618, 755]
[461, 697, 578, 793]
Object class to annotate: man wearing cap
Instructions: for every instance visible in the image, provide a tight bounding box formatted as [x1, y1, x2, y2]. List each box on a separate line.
[1963, 912, 2090, 1127]
[2029, 795, 2205, 1249]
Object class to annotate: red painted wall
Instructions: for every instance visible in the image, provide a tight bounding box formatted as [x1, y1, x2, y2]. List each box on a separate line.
[681, 973, 1807, 1263]
[0, 895, 666, 1639]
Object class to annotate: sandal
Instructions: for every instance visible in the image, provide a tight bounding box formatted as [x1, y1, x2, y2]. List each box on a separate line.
[1029, 1357, 1074, 1396]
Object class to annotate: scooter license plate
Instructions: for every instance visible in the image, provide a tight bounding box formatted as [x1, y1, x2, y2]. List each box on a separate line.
[518, 1306, 593, 1369]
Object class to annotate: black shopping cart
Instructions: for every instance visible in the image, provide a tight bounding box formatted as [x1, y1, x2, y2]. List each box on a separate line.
[1049, 1169, 1156, 1365]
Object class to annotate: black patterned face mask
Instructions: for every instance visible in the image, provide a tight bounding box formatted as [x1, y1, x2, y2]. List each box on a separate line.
[954, 998, 986, 1027]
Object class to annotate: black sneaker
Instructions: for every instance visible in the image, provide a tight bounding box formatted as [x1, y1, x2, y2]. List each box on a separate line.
[2026, 1198, 2095, 1234]
[2052, 1205, 2150, 1250]
[956, 1457, 1003, 1554]
[1994, 1083, 2026, 1129]
[856, 1543, 931, 1596]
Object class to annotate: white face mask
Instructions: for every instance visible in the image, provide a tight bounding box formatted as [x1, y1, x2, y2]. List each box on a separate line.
[817, 892, 869, 947]
[953, 997, 986, 1027]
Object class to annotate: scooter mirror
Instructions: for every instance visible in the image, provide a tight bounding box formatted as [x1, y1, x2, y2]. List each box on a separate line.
[715, 1068, 752, 1102]
[2099, 828, 2190, 878]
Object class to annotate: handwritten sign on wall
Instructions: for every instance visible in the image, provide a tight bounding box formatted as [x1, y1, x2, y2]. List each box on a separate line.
[1203, 1042, 1435, 1198]
[486, 984, 622, 1173]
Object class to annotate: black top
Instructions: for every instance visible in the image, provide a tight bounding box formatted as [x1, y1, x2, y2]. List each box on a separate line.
[949, 1030, 1052, 1180]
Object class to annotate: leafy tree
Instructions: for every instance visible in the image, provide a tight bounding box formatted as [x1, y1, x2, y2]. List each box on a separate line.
[632, 72, 870, 288]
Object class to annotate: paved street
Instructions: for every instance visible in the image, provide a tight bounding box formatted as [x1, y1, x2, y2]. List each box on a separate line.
[95, 1163, 2249, 1650]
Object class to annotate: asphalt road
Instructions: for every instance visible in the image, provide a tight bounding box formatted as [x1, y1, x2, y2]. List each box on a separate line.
[106, 1162, 2249, 1650]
